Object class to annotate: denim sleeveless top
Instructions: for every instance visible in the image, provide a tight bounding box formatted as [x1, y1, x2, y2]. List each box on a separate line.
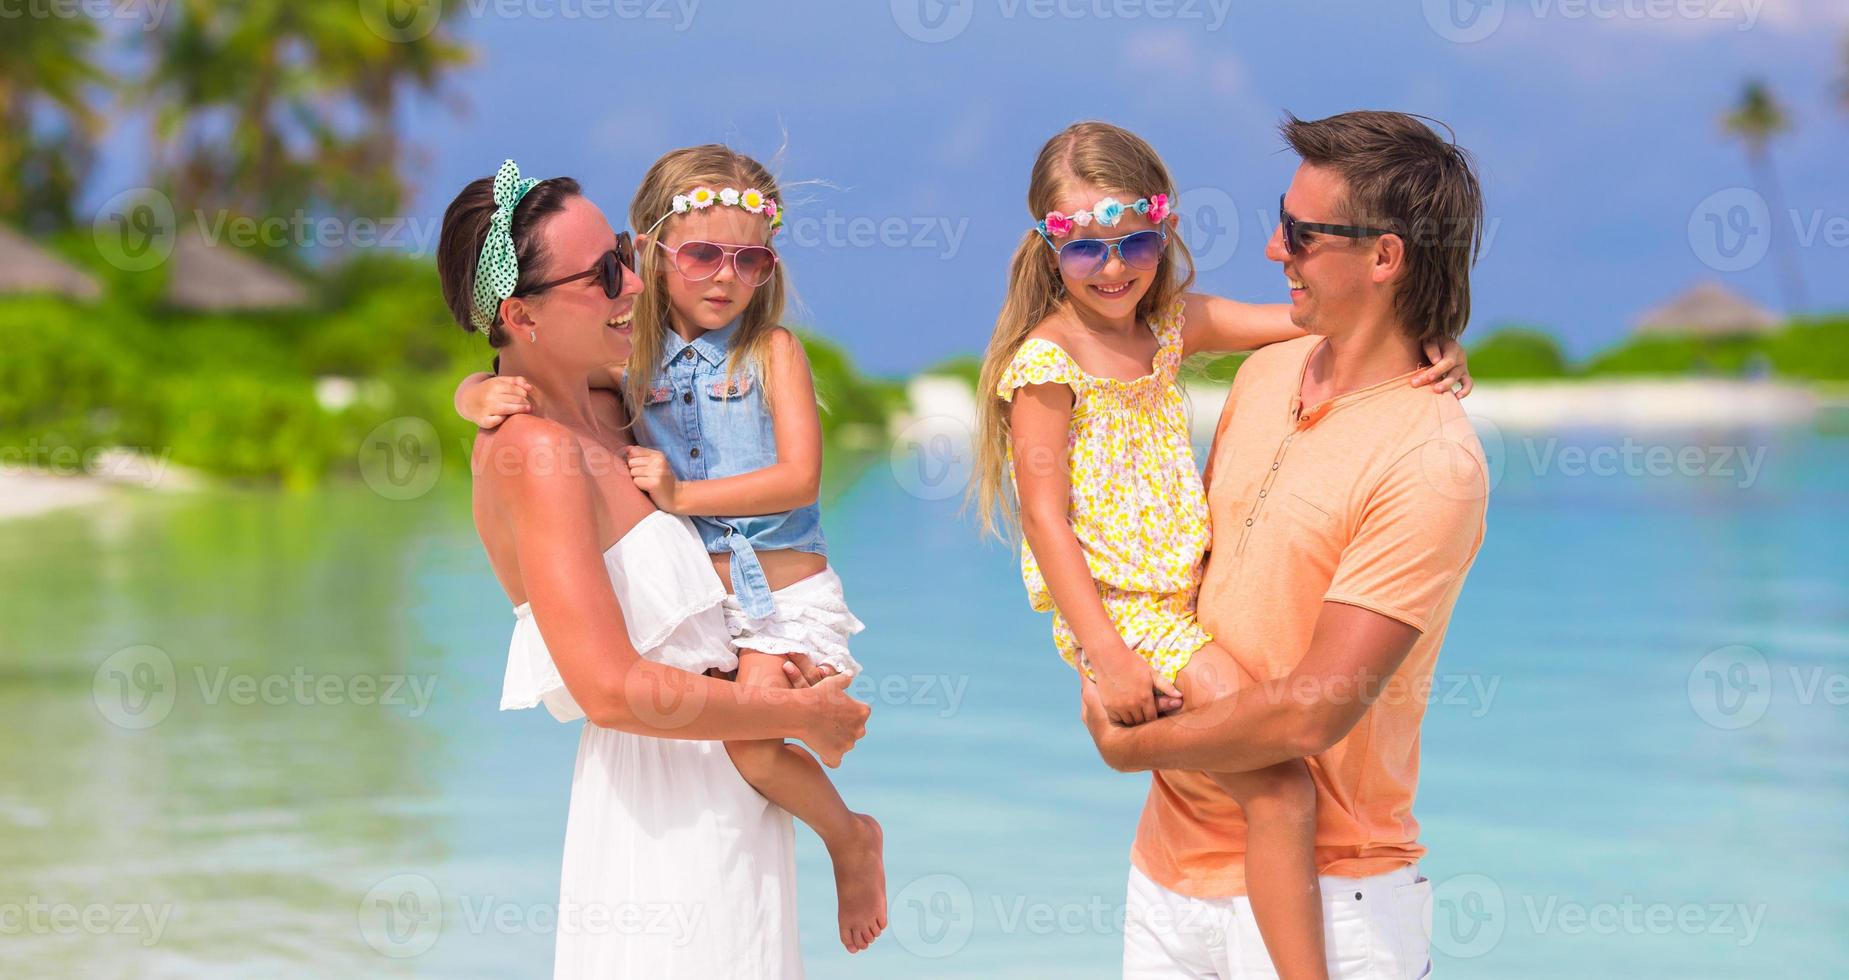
[636, 318, 827, 618]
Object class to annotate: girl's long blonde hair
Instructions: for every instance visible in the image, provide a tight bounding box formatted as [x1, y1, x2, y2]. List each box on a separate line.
[624, 144, 789, 413]
[967, 121, 1197, 541]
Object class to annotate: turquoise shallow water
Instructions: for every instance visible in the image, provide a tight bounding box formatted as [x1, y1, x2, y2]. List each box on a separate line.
[0, 422, 1843, 978]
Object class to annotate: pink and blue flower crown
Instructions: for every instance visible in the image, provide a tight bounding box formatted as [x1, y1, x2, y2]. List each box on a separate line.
[1035, 193, 1170, 240]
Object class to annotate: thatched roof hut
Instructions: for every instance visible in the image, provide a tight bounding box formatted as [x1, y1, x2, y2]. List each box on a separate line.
[166, 233, 309, 312]
[0, 226, 101, 300]
[1635, 281, 1778, 337]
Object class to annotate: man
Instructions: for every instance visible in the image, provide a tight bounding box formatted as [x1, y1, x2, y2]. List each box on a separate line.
[1081, 110, 1491, 979]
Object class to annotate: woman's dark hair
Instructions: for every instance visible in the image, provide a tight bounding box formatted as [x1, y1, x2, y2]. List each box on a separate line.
[436, 175, 583, 347]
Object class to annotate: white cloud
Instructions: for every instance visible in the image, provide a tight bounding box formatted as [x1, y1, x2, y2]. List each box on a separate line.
[935, 103, 998, 169]
[590, 106, 670, 160]
[1500, 0, 1847, 37]
[1122, 28, 1261, 105]
[1752, 0, 1849, 32]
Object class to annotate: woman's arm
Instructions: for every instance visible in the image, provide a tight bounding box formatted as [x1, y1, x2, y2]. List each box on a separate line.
[627, 328, 822, 516]
[1010, 382, 1180, 726]
[494, 419, 868, 764]
[1178, 292, 1474, 393]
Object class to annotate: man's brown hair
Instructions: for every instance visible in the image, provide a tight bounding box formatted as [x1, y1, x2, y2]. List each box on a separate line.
[1281, 110, 1484, 346]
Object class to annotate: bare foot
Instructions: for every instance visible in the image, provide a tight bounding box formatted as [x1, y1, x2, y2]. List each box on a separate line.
[829, 812, 887, 953]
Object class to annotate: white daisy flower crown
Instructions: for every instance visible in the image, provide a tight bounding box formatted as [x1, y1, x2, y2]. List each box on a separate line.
[643, 185, 784, 239]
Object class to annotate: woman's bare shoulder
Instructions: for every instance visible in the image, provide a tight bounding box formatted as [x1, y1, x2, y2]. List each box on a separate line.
[484, 412, 581, 453]
[474, 415, 591, 493]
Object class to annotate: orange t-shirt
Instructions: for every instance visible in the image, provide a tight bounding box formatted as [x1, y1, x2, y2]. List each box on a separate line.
[1131, 335, 1489, 899]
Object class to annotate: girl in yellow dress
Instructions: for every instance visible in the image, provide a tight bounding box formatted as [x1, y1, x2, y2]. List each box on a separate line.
[970, 121, 1470, 980]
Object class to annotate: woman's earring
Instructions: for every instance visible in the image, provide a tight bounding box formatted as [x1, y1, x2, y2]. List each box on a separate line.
[529, 329, 537, 344]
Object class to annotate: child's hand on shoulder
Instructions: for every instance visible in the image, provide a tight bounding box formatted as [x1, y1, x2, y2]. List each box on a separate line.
[624, 446, 681, 512]
[1412, 336, 1473, 398]
[459, 375, 534, 429]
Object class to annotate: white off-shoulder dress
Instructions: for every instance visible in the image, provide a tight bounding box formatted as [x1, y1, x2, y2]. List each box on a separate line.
[501, 510, 803, 979]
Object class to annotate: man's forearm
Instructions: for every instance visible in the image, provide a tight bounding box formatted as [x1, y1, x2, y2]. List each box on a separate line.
[1089, 603, 1420, 774]
[1110, 684, 1323, 774]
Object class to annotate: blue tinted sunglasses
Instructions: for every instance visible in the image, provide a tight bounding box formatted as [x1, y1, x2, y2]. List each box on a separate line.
[1037, 227, 1167, 279]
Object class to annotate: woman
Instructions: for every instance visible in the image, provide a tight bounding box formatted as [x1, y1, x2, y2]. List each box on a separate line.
[436, 161, 868, 978]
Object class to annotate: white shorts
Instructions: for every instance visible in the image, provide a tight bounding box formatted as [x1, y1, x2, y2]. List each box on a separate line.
[1123, 863, 1432, 979]
[721, 566, 865, 677]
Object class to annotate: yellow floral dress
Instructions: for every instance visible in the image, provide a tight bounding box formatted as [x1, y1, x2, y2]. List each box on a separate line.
[996, 298, 1212, 684]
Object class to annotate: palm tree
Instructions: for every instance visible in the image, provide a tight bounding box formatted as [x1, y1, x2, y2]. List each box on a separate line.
[1721, 79, 1807, 315]
[304, 4, 471, 217]
[1838, 36, 1848, 115]
[142, 0, 323, 219]
[143, 0, 470, 230]
[0, 17, 106, 231]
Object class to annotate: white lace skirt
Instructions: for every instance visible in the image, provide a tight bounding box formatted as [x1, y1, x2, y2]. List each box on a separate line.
[721, 566, 866, 676]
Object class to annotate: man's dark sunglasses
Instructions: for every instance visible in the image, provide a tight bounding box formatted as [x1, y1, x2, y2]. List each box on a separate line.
[1279, 195, 1397, 255]
[518, 232, 635, 299]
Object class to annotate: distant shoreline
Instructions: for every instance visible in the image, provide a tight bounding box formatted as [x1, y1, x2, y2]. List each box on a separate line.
[0, 450, 199, 524]
[901, 375, 1846, 442]
[1443, 378, 1834, 431]
[5, 379, 1839, 525]
[0, 470, 116, 523]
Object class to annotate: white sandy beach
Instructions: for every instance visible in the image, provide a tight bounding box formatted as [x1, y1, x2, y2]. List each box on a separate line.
[0, 470, 114, 521]
[0, 449, 200, 522]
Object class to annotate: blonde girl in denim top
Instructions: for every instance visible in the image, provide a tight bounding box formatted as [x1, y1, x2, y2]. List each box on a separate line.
[635, 315, 830, 630]
[457, 145, 887, 956]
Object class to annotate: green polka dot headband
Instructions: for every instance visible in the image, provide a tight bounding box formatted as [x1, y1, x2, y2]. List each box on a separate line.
[471, 159, 542, 330]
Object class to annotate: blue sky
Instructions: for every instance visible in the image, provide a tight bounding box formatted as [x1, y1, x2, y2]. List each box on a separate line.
[92, 0, 1849, 375]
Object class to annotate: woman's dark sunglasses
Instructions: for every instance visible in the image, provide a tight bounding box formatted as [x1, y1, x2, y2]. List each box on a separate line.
[1041, 228, 1167, 279]
[519, 232, 635, 299]
[1279, 195, 1396, 255]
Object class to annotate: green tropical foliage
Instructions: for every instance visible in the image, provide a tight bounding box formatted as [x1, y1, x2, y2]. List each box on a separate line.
[0, 249, 901, 486]
[1464, 327, 1571, 378]
[919, 354, 983, 388]
[1461, 321, 1849, 380]
[0, 16, 107, 231]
